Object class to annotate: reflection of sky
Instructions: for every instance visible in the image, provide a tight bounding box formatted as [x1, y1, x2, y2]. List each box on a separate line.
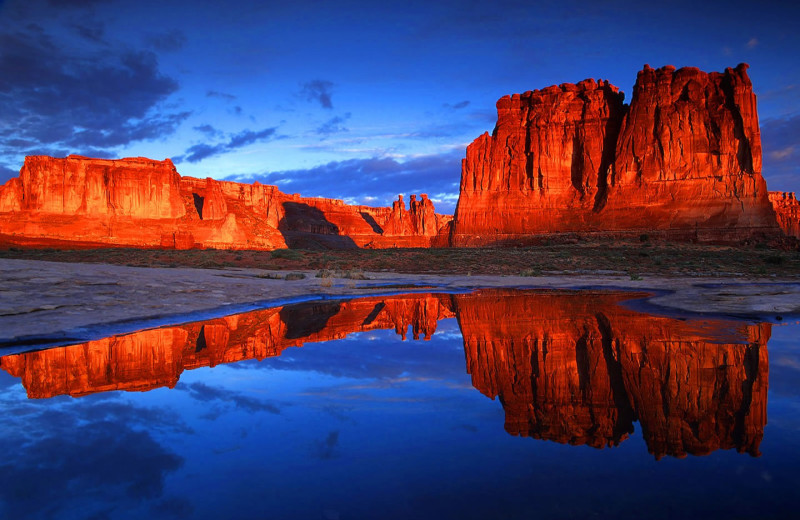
[1, 321, 800, 519]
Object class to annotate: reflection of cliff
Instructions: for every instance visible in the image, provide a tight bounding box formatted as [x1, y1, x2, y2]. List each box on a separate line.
[0, 290, 770, 459]
[454, 290, 770, 459]
[0, 294, 454, 398]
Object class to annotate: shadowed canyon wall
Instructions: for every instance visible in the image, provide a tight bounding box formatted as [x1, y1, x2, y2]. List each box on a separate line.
[451, 64, 782, 245]
[0, 290, 770, 459]
[0, 156, 451, 250]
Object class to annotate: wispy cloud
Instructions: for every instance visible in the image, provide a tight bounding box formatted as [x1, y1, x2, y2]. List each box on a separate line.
[300, 79, 335, 109]
[207, 90, 237, 101]
[317, 113, 351, 135]
[177, 126, 279, 163]
[224, 150, 462, 212]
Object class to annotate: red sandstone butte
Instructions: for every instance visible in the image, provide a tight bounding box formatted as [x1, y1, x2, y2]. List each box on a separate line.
[0, 155, 451, 250]
[769, 192, 800, 238]
[451, 64, 782, 245]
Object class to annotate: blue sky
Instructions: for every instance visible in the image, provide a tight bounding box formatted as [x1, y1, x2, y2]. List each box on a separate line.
[1, 0, 798, 213]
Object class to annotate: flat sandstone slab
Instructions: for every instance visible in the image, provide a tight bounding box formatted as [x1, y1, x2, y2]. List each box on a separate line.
[1, 258, 798, 348]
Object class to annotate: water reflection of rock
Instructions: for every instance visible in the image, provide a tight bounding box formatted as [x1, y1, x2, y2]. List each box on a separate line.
[0, 290, 769, 459]
[456, 290, 770, 459]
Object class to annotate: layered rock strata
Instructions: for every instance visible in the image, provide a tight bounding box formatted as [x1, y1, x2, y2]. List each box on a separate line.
[452, 64, 782, 245]
[0, 156, 451, 250]
[769, 192, 800, 238]
[0, 290, 770, 459]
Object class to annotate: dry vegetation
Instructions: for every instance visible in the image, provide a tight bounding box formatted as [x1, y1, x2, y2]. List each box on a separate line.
[1, 239, 799, 279]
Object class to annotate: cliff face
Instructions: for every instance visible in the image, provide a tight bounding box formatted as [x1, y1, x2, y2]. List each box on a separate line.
[452, 64, 782, 245]
[453, 80, 625, 242]
[769, 192, 800, 238]
[0, 155, 451, 250]
[0, 290, 770, 459]
[12, 155, 185, 218]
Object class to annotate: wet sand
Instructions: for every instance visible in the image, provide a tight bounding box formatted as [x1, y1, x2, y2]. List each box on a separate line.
[2, 258, 799, 349]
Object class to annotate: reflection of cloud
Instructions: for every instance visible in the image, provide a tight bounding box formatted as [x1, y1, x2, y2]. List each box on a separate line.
[747, 37, 759, 48]
[150, 496, 195, 518]
[177, 382, 280, 414]
[0, 393, 186, 519]
[313, 430, 340, 460]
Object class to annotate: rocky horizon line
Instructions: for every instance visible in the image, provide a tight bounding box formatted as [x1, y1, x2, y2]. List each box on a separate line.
[1, 63, 799, 248]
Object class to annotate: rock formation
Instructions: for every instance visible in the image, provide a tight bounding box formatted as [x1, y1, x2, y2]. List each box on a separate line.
[0, 289, 770, 459]
[451, 64, 782, 245]
[769, 192, 800, 238]
[0, 64, 789, 250]
[0, 155, 451, 250]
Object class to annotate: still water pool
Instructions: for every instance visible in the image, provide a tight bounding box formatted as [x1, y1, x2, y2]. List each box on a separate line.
[1, 289, 798, 519]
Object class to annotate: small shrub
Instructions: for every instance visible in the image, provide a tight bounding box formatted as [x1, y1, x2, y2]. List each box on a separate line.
[639, 234, 649, 242]
[271, 248, 304, 261]
[320, 277, 333, 288]
[284, 272, 306, 280]
[764, 255, 784, 265]
[629, 272, 643, 281]
[342, 269, 369, 280]
[256, 272, 282, 279]
[316, 269, 334, 278]
[520, 268, 542, 277]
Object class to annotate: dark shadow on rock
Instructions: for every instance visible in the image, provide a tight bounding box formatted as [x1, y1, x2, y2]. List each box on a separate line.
[278, 202, 359, 250]
[360, 212, 383, 234]
[192, 193, 205, 219]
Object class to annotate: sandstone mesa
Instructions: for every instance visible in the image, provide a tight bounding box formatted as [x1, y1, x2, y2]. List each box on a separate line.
[0, 63, 797, 248]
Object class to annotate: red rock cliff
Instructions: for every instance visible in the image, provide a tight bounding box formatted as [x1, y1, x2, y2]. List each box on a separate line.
[453, 80, 625, 244]
[769, 191, 800, 238]
[452, 64, 782, 245]
[0, 156, 452, 250]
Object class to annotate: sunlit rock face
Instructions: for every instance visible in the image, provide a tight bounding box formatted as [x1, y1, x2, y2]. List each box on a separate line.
[453, 80, 626, 244]
[0, 156, 451, 250]
[454, 290, 769, 459]
[0, 290, 770, 459]
[769, 192, 800, 238]
[451, 64, 782, 245]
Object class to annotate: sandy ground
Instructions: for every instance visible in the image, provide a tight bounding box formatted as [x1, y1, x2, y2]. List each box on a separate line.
[2, 258, 799, 350]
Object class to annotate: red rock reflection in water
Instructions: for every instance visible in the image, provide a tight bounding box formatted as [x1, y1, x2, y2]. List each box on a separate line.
[0, 290, 769, 459]
[456, 290, 769, 459]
